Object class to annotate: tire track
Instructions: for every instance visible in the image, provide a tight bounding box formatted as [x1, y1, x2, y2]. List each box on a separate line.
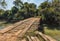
[14, 18, 38, 37]
[3, 18, 34, 34]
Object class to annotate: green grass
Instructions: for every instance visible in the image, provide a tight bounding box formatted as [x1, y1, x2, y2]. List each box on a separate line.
[44, 27, 60, 41]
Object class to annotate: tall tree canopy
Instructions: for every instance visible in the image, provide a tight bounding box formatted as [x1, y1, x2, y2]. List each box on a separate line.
[0, 0, 60, 27]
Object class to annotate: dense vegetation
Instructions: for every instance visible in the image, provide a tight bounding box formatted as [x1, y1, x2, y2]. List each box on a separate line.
[0, 0, 60, 29]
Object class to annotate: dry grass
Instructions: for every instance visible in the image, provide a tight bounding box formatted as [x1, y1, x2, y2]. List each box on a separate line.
[45, 27, 60, 41]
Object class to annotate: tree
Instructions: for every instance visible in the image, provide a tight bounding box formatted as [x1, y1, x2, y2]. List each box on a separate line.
[0, 9, 5, 20]
[29, 3, 37, 17]
[13, 0, 23, 9]
[0, 0, 7, 9]
[20, 2, 37, 18]
[39, 1, 50, 9]
[7, 6, 19, 22]
[38, 0, 60, 28]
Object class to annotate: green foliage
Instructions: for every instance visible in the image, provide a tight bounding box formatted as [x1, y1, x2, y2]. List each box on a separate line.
[13, 0, 23, 9]
[38, 0, 60, 27]
[0, 0, 60, 26]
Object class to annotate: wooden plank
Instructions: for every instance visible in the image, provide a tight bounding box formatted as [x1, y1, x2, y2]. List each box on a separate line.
[35, 31, 56, 41]
[21, 38, 26, 41]
[26, 36, 33, 41]
[31, 36, 36, 41]
[35, 31, 49, 41]
[44, 35, 56, 41]
[34, 36, 40, 41]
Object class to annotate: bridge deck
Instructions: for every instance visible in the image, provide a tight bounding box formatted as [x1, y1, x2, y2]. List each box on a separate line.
[0, 18, 56, 41]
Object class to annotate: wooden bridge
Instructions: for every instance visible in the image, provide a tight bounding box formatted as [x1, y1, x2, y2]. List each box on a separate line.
[0, 18, 56, 41]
